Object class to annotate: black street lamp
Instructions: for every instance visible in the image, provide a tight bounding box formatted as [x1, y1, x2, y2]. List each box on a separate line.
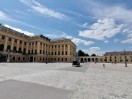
[123, 50, 127, 67]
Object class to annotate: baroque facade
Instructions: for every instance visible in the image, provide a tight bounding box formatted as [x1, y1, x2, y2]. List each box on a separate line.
[0, 24, 76, 62]
[78, 51, 132, 63]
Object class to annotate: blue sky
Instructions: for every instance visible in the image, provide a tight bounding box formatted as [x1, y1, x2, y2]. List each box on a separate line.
[0, 0, 132, 55]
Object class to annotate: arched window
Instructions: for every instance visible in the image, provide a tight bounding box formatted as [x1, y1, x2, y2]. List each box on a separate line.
[13, 46, 17, 52]
[7, 45, 11, 51]
[23, 48, 26, 54]
[0, 44, 4, 51]
[18, 48, 22, 53]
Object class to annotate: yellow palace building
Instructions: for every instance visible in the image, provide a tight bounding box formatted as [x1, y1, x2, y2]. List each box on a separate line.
[0, 24, 76, 62]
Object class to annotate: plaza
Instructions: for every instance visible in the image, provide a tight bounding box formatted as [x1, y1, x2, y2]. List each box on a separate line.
[0, 62, 132, 99]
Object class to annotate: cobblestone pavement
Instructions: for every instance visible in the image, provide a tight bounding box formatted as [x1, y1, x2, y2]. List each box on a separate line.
[0, 63, 132, 99]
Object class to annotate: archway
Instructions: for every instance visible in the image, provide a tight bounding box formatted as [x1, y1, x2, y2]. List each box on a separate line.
[88, 58, 90, 62]
[81, 58, 83, 62]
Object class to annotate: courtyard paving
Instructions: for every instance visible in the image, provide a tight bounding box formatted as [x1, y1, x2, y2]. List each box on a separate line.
[0, 62, 132, 99]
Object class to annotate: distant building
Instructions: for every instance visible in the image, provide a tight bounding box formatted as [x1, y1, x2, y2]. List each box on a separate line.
[103, 51, 132, 63]
[78, 51, 132, 63]
[0, 24, 76, 62]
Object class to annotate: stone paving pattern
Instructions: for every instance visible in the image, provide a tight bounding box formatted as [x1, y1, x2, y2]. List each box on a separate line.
[0, 63, 132, 99]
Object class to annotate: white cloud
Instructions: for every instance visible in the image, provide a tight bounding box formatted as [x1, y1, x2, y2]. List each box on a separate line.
[45, 33, 59, 38]
[4, 24, 34, 36]
[82, 23, 89, 28]
[121, 28, 132, 44]
[93, 5, 132, 24]
[20, 0, 68, 20]
[79, 18, 123, 40]
[72, 38, 94, 46]
[0, 10, 43, 31]
[121, 38, 132, 44]
[82, 47, 104, 56]
[89, 47, 100, 51]
[59, 33, 94, 46]
[83, 2, 132, 43]
[0, 11, 11, 20]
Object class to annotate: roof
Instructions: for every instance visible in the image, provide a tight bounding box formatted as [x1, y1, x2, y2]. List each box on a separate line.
[104, 51, 132, 56]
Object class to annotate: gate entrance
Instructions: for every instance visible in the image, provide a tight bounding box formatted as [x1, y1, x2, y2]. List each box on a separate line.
[30, 56, 33, 62]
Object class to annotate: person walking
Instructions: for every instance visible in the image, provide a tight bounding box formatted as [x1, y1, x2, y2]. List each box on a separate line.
[103, 64, 105, 68]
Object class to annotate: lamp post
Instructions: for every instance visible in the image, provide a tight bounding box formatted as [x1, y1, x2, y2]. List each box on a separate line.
[123, 50, 127, 67]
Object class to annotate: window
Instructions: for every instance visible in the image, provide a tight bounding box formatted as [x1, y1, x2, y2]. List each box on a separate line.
[7, 45, 11, 50]
[15, 39, 17, 43]
[13, 46, 17, 52]
[65, 51, 67, 55]
[35, 50, 37, 54]
[40, 50, 42, 54]
[18, 57, 20, 61]
[8, 37, 11, 41]
[19, 48, 22, 53]
[62, 51, 64, 55]
[23, 48, 26, 54]
[23, 57, 25, 60]
[24, 42, 26, 45]
[65, 58, 67, 61]
[2, 35, 5, 39]
[65, 45, 67, 47]
[0, 44, 4, 51]
[20, 40, 22, 44]
[13, 57, 15, 60]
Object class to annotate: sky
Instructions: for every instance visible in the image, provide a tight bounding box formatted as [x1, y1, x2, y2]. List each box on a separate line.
[0, 0, 132, 55]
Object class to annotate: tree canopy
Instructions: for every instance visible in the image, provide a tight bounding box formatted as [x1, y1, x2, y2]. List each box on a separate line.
[91, 53, 96, 56]
[77, 50, 89, 56]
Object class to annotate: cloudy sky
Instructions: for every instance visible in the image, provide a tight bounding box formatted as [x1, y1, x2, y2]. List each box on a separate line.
[0, 0, 132, 55]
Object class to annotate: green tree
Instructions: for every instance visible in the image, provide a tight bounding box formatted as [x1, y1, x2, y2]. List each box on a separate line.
[78, 50, 85, 56]
[85, 53, 89, 56]
[91, 53, 96, 56]
[78, 50, 89, 56]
